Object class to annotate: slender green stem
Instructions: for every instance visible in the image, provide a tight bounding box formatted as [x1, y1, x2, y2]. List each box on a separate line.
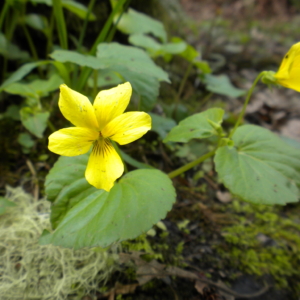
[77, 0, 96, 51]
[72, 0, 97, 86]
[21, 2, 42, 76]
[47, 120, 56, 132]
[168, 150, 215, 179]
[105, 0, 130, 43]
[228, 71, 265, 139]
[46, 11, 55, 56]
[89, 0, 128, 55]
[178, 62, 193, 101]
[93, 69, 98, 98]
[2, 4, 18, 80]
[53, 0, 68, 49]
[173, 62, 193, 118]
[77, 0, 128, 92]
[2, 58, 7, 81]
[0, 1, 9, 31]
[21, 1, 39, 61]
[196, 92, 212, 111]
[22, 24, 39, 61]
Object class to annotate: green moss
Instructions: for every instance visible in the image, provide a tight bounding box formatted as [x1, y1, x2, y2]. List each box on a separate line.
[121, 222, 186, 269]
[121, 233, 163, 261]
[217, 200, 300, 291]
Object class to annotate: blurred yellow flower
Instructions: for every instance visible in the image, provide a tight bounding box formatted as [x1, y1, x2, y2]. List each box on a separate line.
[48, 82, 151, 191]
[274, 42, 300, 92]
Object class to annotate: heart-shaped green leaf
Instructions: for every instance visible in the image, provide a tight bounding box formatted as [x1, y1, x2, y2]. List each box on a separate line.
[42, 154, 176, 248]
[20, 108, 49, 138]
[164, 108, 224, 143]
[114, 8, 167, 42]
[149, 113, 176, 139]
[215, 125, 300, 205]
[204, 74, 246, 98]
[50, 43, 170, 83]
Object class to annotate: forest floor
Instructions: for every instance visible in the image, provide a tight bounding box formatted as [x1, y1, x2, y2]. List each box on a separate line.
[1, 0, 300, 299]
[107, 1, 300, 299]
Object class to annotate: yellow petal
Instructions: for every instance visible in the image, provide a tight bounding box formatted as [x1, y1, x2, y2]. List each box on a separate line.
[93, 82, 132, 130]
[48, 127, 98, 156]
[275, 42, 300, 92]
[102, 112, 151, 145]
[85, 139, 124, 191]
[59, 84, 99, 130]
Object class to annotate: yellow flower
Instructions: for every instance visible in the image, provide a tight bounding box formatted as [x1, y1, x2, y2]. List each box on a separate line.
[274, 42, 300, 92]
[48, 82, 151, 191]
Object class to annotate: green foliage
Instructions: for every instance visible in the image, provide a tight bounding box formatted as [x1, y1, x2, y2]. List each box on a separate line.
[0, 197, 16, 215]
[24, 13, 48, 32]
[204, 74, 246, 97]
[164, 108, 224, 143]
[215, 125, 300, 205]
[0, 32, 29, 60]
[61, 0, 96, 21]
[113, 8, 167, 42]
[120, 7, 209, 71]
[4, 73, 63, 98]
[149, 113, 176, 139]
[2, 0, 300, 255]
[0, 62, 45, 91]
[2, 105, 20, 120]
[87, 69, 122, 88]
[50, 43, 169, 83]
[17, 132, 35, 152]
[120, 150, 155, 170]
[0, 61, 69, 91]
[49, 42, 168, 111]
[41, 153, 176, 249]
[20, 108, 49, 138]
[129, 33, 187, 60]
[115, 68, 160, 112]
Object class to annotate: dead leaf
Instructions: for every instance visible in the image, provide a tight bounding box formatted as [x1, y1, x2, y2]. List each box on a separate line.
[197, 203, 233, 225]
[136, 259, 166, 285]
[115, 282, 139, 294]
[166, 266, 198, 280]
[216, 191, 232, 203]
[100, 282, 139, 299]
[119, 251, 144, 265]
[217, 280, 235, 300]
[195, 280, 208, 295]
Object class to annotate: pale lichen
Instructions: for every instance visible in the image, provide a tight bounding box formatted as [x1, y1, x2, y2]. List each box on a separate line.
[0, 186, 118, 300]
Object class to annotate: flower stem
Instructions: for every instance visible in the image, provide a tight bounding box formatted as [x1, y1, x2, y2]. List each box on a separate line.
[47, 120, 56, 132]
[53, 0, 68, 49]
[22, 24, 39, 61]
[173, 62, 193, 118]
[77, 0, 96, 51]
[89, 0, 129, 55]
[93, 69, 98, 98]
[77, 0, 129, 92]
[228, 71, 265, 139]
[0, 1, 9, 31]
[168, 150, 215, 179]
[45, 11, 55, 57]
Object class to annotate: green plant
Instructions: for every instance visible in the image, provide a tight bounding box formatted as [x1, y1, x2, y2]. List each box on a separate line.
[1, 0, 300, 256]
